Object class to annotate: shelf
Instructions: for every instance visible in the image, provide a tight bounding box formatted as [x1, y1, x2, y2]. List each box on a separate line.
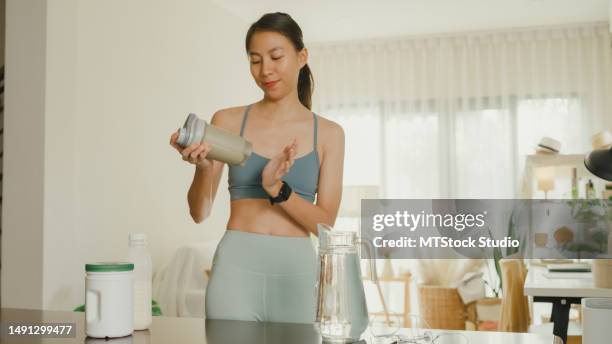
[521, 154, 608, 199]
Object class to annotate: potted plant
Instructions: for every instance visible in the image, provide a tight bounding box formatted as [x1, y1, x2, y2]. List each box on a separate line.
[563, 199, 610, 258]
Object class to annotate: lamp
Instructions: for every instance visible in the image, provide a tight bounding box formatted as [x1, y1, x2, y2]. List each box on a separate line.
[584, 146, 612, 181]
[585, 146, 612, 258]
[535, 167, 555, 199]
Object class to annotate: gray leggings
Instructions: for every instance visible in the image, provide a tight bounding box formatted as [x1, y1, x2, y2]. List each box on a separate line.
[205, 229, 317, 324]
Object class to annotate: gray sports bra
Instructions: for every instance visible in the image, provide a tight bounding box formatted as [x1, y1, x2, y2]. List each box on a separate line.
[228, 105, 320, 203]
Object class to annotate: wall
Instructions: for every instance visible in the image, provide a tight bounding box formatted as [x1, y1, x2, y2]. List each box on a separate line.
[0, 0, 5, 66]
[3, 0, 46, 310]
[3, 0, 258, 310]
[0, 0, 6, 306]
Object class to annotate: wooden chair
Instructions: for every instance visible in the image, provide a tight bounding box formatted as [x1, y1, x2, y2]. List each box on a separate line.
[499, 259, 531, 332]
[499, 259, 582, 343]
[365, 272, 412, 327]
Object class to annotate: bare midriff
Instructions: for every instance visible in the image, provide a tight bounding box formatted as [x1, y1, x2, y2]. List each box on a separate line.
[227, 199, 310, 237]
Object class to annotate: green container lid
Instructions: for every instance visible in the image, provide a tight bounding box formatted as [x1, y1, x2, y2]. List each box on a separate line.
[85, 262, 134, 272]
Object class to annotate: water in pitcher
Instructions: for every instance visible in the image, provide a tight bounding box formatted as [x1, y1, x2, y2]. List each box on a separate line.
[314, 225, 374, 343]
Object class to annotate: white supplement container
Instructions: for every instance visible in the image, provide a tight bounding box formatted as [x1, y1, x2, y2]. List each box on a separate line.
[127, 233, 153, 330]
[85, 262, 134, 338]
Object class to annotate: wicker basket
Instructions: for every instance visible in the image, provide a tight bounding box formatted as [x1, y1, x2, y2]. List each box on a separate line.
[417, 284, 466, 330]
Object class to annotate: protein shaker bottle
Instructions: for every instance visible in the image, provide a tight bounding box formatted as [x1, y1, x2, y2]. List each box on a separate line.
[176, 113, 252, 166]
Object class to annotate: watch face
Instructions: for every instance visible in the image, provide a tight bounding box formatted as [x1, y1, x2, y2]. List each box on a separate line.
[278, 183, 287, 200]
[285, 182, 293, 197]
[269, 182, 292, 204]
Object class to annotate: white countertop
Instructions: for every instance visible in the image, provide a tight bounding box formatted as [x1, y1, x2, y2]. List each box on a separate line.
[2, 308, 561, 344]
[376, 328, 561, 344]
[524, 265, 612, 298]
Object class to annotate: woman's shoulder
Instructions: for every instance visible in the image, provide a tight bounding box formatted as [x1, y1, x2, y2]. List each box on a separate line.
[315, 114, 345, 143]
[210, 105, 250, 134]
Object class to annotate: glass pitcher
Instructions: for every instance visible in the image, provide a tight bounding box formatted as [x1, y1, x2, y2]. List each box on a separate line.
[314, 223, 377, 343]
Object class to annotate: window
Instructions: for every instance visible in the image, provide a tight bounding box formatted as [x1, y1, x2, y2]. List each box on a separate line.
[325, 96, 587, 199]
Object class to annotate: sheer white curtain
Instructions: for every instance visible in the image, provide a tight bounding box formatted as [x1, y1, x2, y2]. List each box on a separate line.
[309, 23, 612, 198]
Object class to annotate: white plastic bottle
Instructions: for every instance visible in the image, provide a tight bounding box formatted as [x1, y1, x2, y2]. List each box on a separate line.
[127, 233, 152, 330]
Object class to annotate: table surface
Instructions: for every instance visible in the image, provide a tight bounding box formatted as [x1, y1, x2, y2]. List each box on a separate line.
[524, 265, 612, 298]
[0, 308, 562, 344]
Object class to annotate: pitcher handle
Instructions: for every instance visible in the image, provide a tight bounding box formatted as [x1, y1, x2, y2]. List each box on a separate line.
[358, 238, 378, 282]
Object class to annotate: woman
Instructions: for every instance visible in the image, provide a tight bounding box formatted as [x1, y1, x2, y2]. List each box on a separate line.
[169, 12, 345, 323]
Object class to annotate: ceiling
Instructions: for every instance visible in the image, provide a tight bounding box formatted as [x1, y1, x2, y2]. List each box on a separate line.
[212, 0, 610, 43]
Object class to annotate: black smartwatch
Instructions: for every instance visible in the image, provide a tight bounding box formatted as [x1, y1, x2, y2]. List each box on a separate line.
[269, 181, 292, 205]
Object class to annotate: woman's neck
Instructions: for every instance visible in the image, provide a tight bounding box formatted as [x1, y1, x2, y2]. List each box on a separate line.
[258, 93, 307, 121]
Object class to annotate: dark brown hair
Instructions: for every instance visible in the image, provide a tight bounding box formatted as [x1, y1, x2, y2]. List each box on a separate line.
[246, 12, 314, 110]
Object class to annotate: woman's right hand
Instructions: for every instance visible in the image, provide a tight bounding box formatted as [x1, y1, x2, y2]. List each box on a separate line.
[169, 131, 213, 169]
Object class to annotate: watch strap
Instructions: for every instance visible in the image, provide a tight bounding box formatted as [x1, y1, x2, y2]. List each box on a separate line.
[269, 181, 292, 205]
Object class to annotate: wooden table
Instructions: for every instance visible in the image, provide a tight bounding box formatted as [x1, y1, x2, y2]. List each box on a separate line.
[524, 265, 612, 343]
[0, 308, 562, 343]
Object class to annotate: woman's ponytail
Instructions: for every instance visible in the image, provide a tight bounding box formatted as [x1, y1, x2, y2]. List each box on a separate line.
[298, 64, 314, 110]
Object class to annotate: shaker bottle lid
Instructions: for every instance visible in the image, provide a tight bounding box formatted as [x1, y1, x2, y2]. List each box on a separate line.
[85, 262, 134, 272]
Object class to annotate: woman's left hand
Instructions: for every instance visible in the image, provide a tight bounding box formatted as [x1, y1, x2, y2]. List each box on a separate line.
[261, 139, 297, 196]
